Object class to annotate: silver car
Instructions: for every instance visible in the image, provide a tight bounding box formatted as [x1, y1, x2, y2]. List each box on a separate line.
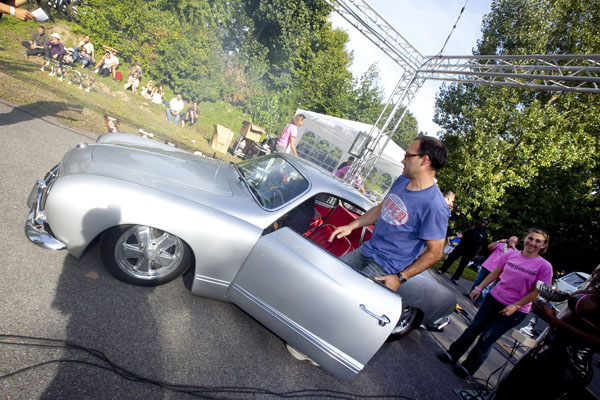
[25, 132, 455, 379]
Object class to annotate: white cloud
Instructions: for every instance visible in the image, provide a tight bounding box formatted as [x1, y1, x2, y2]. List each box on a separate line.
[331, 0, 491, 136]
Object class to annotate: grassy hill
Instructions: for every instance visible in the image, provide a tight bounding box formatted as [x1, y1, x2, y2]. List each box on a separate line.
[0, 18, 248, 160]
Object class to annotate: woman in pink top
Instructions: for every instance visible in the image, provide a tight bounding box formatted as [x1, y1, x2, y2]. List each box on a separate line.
[276, 114, 305, 156]
[437, 227, 553, 378]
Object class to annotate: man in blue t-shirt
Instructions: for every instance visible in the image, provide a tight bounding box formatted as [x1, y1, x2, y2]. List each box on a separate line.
[287, 136, 449, 366]
[329, 136, 449, 292]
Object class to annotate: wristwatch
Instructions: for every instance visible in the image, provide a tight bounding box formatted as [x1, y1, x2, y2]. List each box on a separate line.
[396, 272, 408, 284]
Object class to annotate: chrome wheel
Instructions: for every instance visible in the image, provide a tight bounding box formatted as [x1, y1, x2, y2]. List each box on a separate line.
[387, 306, 423, 341]
[101, 225, 191, 286]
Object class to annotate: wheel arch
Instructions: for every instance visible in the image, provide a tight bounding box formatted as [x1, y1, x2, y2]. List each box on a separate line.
[396, 271, 456, 326]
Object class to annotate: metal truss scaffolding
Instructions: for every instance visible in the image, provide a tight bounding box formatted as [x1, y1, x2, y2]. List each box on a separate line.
[324, 0, 600, 187]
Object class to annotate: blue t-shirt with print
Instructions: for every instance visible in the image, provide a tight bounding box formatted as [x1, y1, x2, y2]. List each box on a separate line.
[361, 175, 449, 274]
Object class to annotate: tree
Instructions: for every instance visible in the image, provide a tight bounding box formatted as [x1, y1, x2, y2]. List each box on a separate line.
[296, 24, 354, 117]
[72, 0, 391, 138]
[351, 64, 384, 124]
[434, 0, 600, 272]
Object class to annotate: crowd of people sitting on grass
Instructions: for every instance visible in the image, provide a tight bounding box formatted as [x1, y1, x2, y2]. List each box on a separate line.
[20, 25, 198, 127]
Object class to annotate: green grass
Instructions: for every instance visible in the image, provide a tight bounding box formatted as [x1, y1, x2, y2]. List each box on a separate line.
[432, 259, 477, 282]
[0, 18, 249, 161]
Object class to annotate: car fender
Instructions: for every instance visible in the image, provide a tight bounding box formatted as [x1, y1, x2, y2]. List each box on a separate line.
[396, 270, 456, 326]
[45, 174, 262, 297]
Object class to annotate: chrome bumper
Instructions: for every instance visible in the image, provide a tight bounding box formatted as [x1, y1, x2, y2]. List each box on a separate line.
[25, 164, 66, 250]
[423, 316, 451, 332]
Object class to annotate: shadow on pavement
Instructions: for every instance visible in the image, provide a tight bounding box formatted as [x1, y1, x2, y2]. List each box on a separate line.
[0, 100, 83, 126]
[39, 207, 163, 398]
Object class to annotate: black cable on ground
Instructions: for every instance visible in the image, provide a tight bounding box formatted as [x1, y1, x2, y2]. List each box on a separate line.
[0, 334, 413, 400]
[466, 338, 527, 396]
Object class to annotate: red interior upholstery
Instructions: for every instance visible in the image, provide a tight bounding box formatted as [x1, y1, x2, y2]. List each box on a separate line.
[323, 204, 357, 227]
[306, 224, 352, 257]
[314, 203, 333, 222]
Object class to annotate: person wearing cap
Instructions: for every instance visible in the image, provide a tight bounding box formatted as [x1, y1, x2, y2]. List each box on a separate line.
[97, 48, 119, 78]
[93, 48, 111, 72]
[21, 25, 49, 59]
[123, 62, 143, 93]
[41, 33, 66, 68]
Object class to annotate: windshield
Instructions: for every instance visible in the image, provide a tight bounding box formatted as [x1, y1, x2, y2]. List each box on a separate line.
[236, 154, 309, 210]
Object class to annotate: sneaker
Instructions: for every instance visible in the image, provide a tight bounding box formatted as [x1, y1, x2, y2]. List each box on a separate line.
[437, 351, 455, 364]
[286, 344, 319, 367]
[22, 50, 28, 59]
[436, 270, 443, 275]
[450, 279, 458, 285]
[454, 365, 472, 379]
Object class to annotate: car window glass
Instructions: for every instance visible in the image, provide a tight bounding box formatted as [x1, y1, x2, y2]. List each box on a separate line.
[562, 273, 586, 288]
[237, 155, 309, 210]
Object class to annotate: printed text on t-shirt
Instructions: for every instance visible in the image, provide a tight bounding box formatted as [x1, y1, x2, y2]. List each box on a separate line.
[381, 194, 409, 226]
[506, 261, 537, 276]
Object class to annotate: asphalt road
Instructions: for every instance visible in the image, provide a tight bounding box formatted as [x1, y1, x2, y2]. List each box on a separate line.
[0, 100, 589, 400]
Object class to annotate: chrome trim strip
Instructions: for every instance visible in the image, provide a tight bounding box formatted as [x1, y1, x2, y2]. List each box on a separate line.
[194, 274, 230, 287]
[230, 283, 363, 374]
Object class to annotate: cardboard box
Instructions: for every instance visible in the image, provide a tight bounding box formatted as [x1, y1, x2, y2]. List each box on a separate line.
[210, 124, 234, 154]
[240, 121, 265, 143]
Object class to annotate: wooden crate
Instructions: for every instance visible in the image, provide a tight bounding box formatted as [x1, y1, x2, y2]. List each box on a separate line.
[210, 124, 234, 153]
[239, 121, 265, 143]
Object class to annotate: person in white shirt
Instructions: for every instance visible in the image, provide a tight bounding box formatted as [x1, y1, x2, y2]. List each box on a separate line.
[98, 49, 119, 78]
[166, 94, 184, 123]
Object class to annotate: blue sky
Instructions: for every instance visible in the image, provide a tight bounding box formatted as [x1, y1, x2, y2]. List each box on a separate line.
[331, 0, 492, 137]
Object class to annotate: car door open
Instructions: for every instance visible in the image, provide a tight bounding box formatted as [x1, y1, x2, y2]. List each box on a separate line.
[226, 227, 403, 380]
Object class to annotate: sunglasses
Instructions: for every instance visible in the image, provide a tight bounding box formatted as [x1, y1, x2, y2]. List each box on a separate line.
[404, 152, 423, 158]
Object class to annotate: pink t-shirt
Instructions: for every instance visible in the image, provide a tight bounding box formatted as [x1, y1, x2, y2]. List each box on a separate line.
[481, 242, 518, 272]
[490, 251, 553, 313]
[333, 165, 363, 187]
[276, 123, 298, 151]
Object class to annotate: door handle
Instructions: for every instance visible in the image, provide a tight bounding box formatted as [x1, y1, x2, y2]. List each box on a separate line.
[360, 304, 390, 327]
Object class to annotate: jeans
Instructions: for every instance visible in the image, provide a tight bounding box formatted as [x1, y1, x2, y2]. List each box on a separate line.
[340, 248, 389, 281]
[471, 266, 490, 290]
[470, 266, 493, 306]
[447, 295, 527, 374]
[166, 108, 180, 123]
[73, 47, 93, 68]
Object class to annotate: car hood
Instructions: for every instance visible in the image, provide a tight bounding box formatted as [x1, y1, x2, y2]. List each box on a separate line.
[93, 144, 233, 196]
[59, 141, 235, 201]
